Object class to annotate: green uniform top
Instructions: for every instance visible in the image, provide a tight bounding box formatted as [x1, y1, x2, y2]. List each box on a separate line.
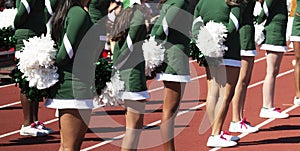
[150, 0, 192, 76]
[239, 0, 255, 50]
[113, 8, 147, 92]
[257, 0, 288, 25]
[150, 0, 191, 47]
[51, 6, 94, 99]
[88, 0, 111, 24]
[193, 0, 240, 38]
[14, 0, 46, 50]
[257, 0, 287, 45]
[193, 0, 241, 60]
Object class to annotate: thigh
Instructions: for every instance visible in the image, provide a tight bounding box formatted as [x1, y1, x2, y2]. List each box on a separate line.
[265, 51, 284, 73]
[59, 109, 91, 148]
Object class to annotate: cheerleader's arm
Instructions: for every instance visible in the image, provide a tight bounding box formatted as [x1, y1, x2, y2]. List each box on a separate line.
[44, 0, 58, 23]
[14, 0, 36, 28]
[227, 6, 241, 34]
[192, 1, 203, 39]
[150, 1, 185, 40]
[55, 8, 91, 67]
[256, 0, 280, 24]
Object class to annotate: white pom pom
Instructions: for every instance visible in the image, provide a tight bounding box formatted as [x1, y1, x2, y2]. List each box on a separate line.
[196, 21, 228, 58]
[142, 38, 165, 76]
[253, 1, 262, 17]
[254, 23, 265, 46]
[17, 35, 59, 89]
[0, 8, 17, 28]
[97, 70, 125, 107]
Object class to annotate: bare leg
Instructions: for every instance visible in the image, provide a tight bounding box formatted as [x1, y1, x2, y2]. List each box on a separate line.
[294, 42, 300, 98]
[211, 66, 240, 135]
[59, 109, 91, 151]
[122, 100, 145, 151]
[205, 66, 222, 125]
[232, 57, 255, 122]
[262, 51, 283, 108]
[20, 93, 34, 126]
[160, 81, 185, 151]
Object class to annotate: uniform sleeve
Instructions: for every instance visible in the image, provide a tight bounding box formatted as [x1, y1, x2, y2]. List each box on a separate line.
[192, 1, 203, 39]
[128, 10, 147, 44]
[227, 6, 241, 34]
[14, 0, 36, 28]
[55, 8, 91, 67]
[150, 1, 185, 40]
[114, 10, 147, 66]
[256, 0, 280, 24]
[44, 0, 58, 22]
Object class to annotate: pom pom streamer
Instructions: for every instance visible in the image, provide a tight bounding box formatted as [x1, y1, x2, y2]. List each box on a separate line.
[94, 69, 125, 107]
[0, 8, 17, 29]
[254, 22, 265, 46]
[16, 35, 59, 90]
[196, 21, 228, 58]
[142, 38, 165, 76]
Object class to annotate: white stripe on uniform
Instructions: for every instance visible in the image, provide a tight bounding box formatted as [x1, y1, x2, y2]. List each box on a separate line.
[21, 0, 30, 14]
[63, 34, 74, 59]
[230, 12, 239, 31]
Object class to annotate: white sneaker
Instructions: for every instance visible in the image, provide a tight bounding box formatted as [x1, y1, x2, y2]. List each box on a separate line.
[259, 107, 289, 119]
[20, 125, 48, 137]
[294, 97, 300, 105]
[206, 135, 237, 148]
[229, 118, 259, 133]
[34, 121, 54, 134]
[220, 131, 240, 142]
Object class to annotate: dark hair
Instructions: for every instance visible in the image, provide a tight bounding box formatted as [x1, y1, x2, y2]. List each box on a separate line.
[111, 5, 139, 41]
[225, 0, 247, 6]
[158, 0, 167, 9]
[52, 0, 82, 41]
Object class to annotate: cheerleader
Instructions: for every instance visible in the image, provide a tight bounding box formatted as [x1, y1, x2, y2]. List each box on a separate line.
[150, 0, 191, 150]
[14, 0, 53, 137]
[110, 0, 149, 150]
[44, 0, 94, 150]
[193, 0, 242, 147]
[290, 0, 300, 105]
[256, 0, 289, 119]
[230, 0, 259, 133]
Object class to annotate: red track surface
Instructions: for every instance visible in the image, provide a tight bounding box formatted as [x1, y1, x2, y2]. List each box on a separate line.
[1, 50, 300, 151]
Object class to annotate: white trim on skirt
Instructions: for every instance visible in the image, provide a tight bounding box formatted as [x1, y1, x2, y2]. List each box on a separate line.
[45, 99, 94, 109]
[241, 49, 257, 56]
[290, 36, 300, 42]
[119, 90, 150, 100]
[221, 59, 241, 67]
[155, 73, 191, 83]
[260, 44, 287, 52]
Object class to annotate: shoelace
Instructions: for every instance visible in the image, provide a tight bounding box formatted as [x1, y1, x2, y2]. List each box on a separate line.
[30, 121, 45, 129]
[220, 131, 231, 140]
[273, 107, 282, 113]
[240, 118, 251, 129]
[30, 122, 38, 128]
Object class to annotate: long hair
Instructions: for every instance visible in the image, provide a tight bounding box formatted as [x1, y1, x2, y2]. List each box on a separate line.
[51, 0, 82, 42]
[111, 5, 141, 41]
